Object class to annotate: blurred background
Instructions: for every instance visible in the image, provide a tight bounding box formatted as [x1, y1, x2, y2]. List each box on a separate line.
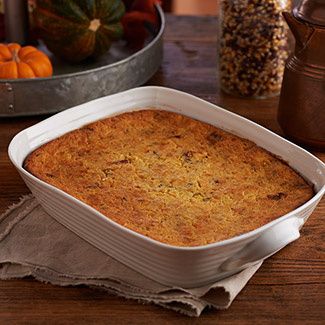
[1, 1, 301, 16]
[163, 0, 218, 15]
[163, 0, 300, 14]
[0, 1, 219, 15]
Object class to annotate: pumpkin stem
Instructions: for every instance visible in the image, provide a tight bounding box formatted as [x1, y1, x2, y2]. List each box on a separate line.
[12, 49, 20, 63]
[89, 19, 101, 32]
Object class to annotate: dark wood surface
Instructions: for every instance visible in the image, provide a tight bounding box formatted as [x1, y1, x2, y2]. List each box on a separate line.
[0, 15, 324, 324]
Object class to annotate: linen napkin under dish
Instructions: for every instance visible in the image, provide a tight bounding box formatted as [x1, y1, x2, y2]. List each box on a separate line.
[0, 195, 262, 317]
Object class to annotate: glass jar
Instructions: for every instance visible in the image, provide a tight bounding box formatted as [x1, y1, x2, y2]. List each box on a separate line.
[219, 0, 292, 98]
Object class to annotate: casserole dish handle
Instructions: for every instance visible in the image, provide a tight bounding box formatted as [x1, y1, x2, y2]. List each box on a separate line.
[220, 217, 302, 271]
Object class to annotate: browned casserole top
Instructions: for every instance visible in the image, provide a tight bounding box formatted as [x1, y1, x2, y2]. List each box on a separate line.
[24, 110, 314, 246]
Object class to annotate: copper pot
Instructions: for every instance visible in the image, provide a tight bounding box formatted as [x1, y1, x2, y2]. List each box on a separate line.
[278, 0, 325, 150]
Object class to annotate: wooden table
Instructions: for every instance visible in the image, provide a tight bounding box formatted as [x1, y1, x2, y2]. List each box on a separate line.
[1, 15, 324, 324]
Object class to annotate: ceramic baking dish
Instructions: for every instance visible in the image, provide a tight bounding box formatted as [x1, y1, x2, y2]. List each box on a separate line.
[9, 87, 325, 288]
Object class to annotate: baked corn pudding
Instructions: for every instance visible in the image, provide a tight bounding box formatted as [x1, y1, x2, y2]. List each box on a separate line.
[24, 110, 314, 246]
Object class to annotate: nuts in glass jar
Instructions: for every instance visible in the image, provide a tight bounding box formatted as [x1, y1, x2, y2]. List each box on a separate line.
[219, 0, 292, 98]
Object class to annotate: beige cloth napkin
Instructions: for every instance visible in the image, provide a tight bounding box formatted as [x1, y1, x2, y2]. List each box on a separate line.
[0, 195, 262, 317]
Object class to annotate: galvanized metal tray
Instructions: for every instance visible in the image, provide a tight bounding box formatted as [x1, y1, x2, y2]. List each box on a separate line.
[0, 5, 164, 117]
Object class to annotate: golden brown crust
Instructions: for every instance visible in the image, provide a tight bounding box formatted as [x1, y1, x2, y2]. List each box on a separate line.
[24, 110, 314, 246]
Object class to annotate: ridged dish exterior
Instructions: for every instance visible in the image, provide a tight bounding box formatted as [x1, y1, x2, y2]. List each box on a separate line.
[9, 87, 325, 288]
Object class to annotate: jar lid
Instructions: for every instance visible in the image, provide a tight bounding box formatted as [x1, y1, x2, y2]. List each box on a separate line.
[293, 0, 325, 27]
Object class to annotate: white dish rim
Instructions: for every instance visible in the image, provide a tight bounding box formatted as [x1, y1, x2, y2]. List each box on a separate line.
[8, 86, 325, 251]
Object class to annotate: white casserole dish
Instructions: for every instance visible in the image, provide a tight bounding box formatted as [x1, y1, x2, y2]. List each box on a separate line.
[8, 86, 325, 288]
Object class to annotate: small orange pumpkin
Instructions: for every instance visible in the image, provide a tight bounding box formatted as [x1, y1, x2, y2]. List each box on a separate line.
[0, 43, 53, 79]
